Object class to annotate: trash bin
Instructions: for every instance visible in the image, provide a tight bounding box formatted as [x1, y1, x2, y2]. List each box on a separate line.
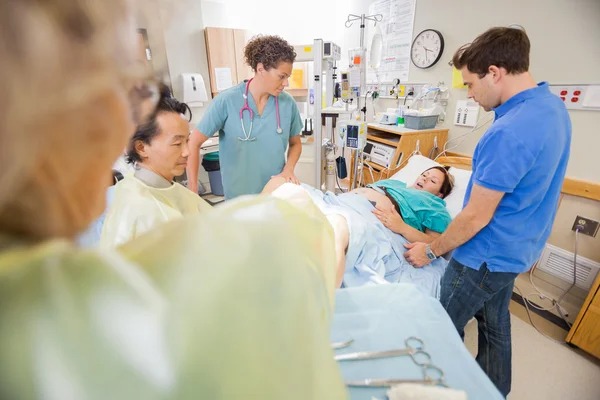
[202, 152, 224, 196]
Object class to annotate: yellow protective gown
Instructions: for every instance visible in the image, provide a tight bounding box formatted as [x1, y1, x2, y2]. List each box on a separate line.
[0, 195, 346, 399]
[101, 176, 212, 248]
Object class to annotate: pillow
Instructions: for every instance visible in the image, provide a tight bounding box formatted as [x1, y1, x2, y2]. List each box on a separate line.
[444, 167, 472, 219]
[389, 155, 439, 185]
[389, 155, 472, 219]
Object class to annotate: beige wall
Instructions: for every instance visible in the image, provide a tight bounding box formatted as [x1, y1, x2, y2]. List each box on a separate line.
[158, 0, 212, 125]
[137, 1, 172, 89]
[551, 195, 600, 262]
[140, 0, 213, 188]
[373, 0, 600, 181]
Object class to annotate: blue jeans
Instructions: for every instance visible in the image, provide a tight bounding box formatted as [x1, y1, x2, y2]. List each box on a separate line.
[440, 258, 518, 398]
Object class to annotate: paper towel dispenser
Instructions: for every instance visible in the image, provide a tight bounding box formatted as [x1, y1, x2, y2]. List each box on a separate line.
[181, 73, 209, 107]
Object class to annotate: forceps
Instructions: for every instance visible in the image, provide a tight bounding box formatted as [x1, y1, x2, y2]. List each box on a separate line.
[345, 364, 448, 388]
[331, 339, 354, 350]
[334, 336, 431, 367]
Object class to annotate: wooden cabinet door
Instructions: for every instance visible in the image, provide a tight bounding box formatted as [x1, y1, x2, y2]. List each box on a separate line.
[233, 29, 253, 84]
[568, 274, 600, 359]
[204, 27, 237, 96]
[571, 308, 600, 358]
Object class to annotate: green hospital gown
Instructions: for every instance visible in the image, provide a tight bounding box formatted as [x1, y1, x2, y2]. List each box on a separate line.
[369, 179, 452, 233]
[0, 195, 346, 400]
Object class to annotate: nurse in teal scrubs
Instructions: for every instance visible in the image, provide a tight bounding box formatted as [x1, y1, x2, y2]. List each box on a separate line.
[187, 35, 303, 199]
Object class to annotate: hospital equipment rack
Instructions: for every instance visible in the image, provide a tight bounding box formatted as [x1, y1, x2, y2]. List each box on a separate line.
[349, 123, 448, 186]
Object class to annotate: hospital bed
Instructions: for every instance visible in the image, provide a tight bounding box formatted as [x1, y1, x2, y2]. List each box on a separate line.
[328, 154, 505, 399]
[299, 153, 474, 296]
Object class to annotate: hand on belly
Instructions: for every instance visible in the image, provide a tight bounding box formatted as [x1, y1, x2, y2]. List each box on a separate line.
[350, 188, 395, 212]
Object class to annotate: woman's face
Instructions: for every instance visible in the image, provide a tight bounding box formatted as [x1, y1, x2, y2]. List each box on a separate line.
[412, 168, 446, 197]
[258, 62, 293, 97]
[137, 111, 190, 182]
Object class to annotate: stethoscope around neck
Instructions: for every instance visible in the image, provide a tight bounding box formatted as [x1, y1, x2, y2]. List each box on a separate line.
[239, 78, 282, 141]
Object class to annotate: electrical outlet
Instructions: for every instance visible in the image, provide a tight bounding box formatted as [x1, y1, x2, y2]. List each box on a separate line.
[572, 216, 599, 237]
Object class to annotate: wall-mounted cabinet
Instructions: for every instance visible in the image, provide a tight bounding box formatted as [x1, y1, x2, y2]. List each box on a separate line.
[204, 27, 253, 97]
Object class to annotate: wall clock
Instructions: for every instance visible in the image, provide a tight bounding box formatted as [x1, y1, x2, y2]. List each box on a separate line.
[410, 29, 445, 69]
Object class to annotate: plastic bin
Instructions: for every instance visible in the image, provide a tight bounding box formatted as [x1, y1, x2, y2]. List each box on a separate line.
[202, 152, 224, 196]
[404, 115, 439, 130]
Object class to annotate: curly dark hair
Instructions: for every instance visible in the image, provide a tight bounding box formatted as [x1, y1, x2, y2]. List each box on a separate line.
[244, 35, 296, 72]
[126, 86, 192, 164]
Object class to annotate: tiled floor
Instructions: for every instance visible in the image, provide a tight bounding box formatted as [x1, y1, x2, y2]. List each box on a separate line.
[464, 302, 600, 400]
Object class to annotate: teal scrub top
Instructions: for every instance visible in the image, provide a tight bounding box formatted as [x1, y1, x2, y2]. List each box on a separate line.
[197, 81, 303, 199]
[369, 179, 452, 233]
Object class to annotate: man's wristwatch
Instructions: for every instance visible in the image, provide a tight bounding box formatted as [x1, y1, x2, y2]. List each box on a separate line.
[425, 244, 437, 260]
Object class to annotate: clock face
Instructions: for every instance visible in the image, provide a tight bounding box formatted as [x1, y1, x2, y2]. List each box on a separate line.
[411, 29, 445, 69]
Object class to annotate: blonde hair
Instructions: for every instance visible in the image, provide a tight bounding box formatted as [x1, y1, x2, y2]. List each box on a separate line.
[0, 0, 144, 240]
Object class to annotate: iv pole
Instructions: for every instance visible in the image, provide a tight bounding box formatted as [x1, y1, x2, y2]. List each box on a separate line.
[345, 13, 383, 120]
[345, 13, 382, 190]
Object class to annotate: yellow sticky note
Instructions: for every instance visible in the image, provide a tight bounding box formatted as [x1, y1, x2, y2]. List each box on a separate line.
[398, 85, 406, 97]
[452, 67, 466, 89]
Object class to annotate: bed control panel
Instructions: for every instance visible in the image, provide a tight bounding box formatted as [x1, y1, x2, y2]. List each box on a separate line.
[364, 140, 396, 168]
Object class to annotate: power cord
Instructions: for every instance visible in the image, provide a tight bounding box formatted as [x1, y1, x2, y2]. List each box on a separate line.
[363, 161, 390, 188]
[514, 227, 581, 344]
[393, 149, 419, 172]
[364, 158, 376, 184]
[334, 162, 347, 193]
[513, 286, 567, 345]
[434, 115, 493, 160]
[428, 145, 440, 159]
[358, 151, 366, 187]
[403, 91, 414, 106]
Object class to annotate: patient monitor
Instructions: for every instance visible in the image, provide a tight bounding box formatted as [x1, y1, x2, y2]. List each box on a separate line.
[363, 140, 395, 168]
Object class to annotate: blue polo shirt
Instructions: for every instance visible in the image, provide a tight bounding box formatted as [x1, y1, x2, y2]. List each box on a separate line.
[453, 82, 571, 273]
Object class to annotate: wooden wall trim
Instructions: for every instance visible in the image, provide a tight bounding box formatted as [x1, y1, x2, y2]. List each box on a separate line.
[437, 156, 600, 202]
[436, 156, 472, 170]
[445, 151, 472, 158]
[562, 178, 600, 202]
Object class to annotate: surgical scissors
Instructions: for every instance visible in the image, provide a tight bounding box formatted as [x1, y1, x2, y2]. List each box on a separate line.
[334, 336, 431, 367]
[345, 365, 448, 388]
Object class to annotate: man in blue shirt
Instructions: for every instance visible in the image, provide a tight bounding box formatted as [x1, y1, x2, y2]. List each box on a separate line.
[404, 27, 571, 397]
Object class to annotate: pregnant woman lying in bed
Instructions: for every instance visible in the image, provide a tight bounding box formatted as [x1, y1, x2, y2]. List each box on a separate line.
[264, 166, 455, 297]
[358, 166, 454, 242]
